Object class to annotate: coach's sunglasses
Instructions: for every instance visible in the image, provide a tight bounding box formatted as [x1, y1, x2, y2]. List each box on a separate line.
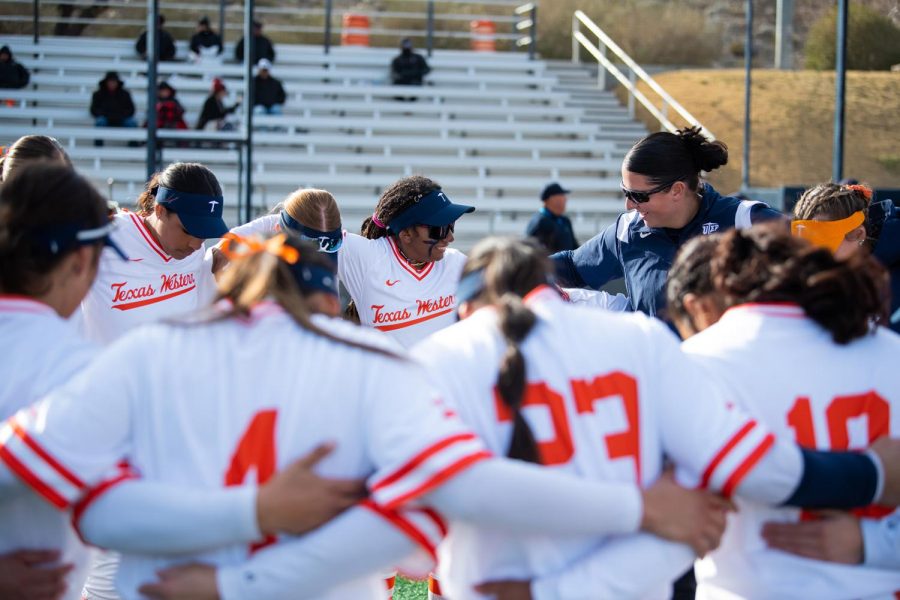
[620, 179, 682, 204]
[420, 222, 455, 241]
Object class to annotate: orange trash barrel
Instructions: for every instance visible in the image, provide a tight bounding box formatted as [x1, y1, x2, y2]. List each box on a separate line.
[342, 13, 370, 47]
[470, 20, 496, 52]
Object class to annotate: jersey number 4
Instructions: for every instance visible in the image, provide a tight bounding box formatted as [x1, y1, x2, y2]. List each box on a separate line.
[495, 371, 642, 483]
[787, 392, 891, 519]
[225, 409, 278, 552]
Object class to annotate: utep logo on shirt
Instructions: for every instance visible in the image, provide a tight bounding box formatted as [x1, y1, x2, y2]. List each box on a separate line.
[110, 272, 197, 311]
[702, 222, 720, 235]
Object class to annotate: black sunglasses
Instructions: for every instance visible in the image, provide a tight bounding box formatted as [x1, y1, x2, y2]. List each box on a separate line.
[419, 222, 455, 241]
[620, 179, 682, 204]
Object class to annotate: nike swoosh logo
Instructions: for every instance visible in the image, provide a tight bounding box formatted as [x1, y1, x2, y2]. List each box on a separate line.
[639, 231, 652, 239]
[386, 279, 400, 287]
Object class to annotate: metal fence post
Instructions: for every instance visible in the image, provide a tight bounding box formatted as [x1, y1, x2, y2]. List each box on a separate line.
[627, 69, 636, 118]
[323, 0, 332, 54]
[145, 0, 159, 180]
[32, 0, 39, 44]
[528, 3, 536, 60]
[219, 0, 226, 45]
[571, 15, 579, 64]
[833, 0, 848, 182]
[243, 0, 255, 223]
[742, 0, 753, 191]
[426, 0, 435, 58]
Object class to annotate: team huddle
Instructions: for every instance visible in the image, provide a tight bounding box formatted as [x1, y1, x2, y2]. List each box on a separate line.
[0, 127, 899, 600]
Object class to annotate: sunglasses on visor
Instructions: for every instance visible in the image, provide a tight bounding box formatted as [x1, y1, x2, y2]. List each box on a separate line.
[620, 179, 682, 204]
[298, 233, 342, 253]
[420, 222, 454, 241]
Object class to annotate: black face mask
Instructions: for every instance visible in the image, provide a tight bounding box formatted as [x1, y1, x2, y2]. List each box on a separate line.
[401, 48, 412, 56]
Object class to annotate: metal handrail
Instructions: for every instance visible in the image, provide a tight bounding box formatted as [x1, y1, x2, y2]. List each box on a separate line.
[571, 10, 713, 140]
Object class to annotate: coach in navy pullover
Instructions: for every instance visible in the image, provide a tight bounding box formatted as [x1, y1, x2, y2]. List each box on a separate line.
[553, 183, 781, 317]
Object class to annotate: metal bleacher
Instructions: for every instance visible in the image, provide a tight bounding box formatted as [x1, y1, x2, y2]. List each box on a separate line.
[0, 32, 647, 250]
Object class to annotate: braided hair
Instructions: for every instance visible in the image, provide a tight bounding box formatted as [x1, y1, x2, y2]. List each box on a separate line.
[462, 237, 554, 464]
[360, 175, 441, 239]
[793, 182, 874, 249]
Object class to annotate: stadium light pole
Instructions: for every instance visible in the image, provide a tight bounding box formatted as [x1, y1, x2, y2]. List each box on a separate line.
[833, 0, 848, 181]
[741, 0, 753, 191]
[145, 0, 159, 180]
[242, 0, 255, 223]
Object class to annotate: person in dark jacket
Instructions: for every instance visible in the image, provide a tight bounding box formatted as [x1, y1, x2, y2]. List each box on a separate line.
[189, 16, 223, 59]
[526, 182, 579, 254]
[135, 15, 177, 62]
[90, 71, 137, 128]
[390, 38, 430, 86]
[234, 21, 275, 64]
[155, 81, 187, 130]
[0, 45, 30, 89]
[552, 126, 782, 320]
[196, 78, 239, 130]
[253, 59, 285, 115]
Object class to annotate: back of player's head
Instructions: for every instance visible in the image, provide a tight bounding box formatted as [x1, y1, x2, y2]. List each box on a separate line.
[624, 126, 727, 192]
[0, 135, 71, 183]
[793, 182, 871, 222]
[361, 175, 440, 240]
[666, 233, 722, 325]
[0, 163, 107, 296]
[213, 233, 395, 357]
[136, 162, 222, 216]
[282, 188, 341, 232]
[711, 223, 888, 344]
[461, 237, 555, 465]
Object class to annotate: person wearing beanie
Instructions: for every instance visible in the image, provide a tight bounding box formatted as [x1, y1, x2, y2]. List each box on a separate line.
[189, 16, 223, 61]
[196, 78, 240, 131]
[526, 182, 579, 254]
[90, 71, 137, 143]
[253, 59, 286, 115]
[390, 37, 430, 86]
[135, 14, 177, 62]
[0, 45, 30, 89]
[155, 81, 188, 131]
[234, 20, 275, 64]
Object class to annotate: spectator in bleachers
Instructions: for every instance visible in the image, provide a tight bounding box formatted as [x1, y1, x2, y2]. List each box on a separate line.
[197, 78, 239, 131]
[136, 14, 177, 62]
[234, 20, 275, 65]
[526, 182, 578, 254]
[253, 59, 285, 115]
[0, 45, 30, 89]
[155, 81, 188, 130]
[90, 71, 138, 143]
[390, 38, 430, 86]
[189, 16, 223, 62]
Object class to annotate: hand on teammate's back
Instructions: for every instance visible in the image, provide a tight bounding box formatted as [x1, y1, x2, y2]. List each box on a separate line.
[761, 511, 863, 564]
[255, 442, 368, 536]
[0, 549, 73, 600]
[870, 437, 900, 506]
[138, 563, 218, 600]
[640, 470, 734, 557]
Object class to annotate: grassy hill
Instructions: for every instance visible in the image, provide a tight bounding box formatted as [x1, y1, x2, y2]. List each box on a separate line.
[628, 69, 900, 194]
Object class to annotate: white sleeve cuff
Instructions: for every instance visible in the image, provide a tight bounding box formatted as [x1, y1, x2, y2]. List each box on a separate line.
[865, 448, 885, 504]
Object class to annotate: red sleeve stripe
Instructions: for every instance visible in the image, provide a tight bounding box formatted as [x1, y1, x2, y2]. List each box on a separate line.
[71, 467, 139, 546]
[699, 420, 757, 489]
[10, 420, 85, 489]
[380, 450, 492, 510]
[361, 500, 439, 561]
[371, 433, 479, 493]
[0, 445, 70, 509]
[721, 434, 776, 498]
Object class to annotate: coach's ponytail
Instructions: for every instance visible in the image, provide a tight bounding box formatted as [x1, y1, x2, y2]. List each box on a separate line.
[624, 125, 726, 192]
[462, 237, 553, 464]
[711, 223, 888, 344]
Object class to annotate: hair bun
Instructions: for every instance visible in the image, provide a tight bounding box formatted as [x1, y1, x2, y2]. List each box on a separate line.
[677, 126, 728, 173]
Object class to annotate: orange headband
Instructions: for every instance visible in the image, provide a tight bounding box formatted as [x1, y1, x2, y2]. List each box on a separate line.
[220, 233, 300, 264]
[791, 211, 865, 253]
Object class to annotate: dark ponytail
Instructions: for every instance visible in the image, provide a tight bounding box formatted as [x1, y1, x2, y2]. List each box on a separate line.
[711, 223, 888, 344]
[462, 237, 553, 464]
[624, 125, 727, 191]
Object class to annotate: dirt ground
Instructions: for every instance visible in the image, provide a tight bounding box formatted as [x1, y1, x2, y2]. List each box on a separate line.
[627, 69, 900, 193]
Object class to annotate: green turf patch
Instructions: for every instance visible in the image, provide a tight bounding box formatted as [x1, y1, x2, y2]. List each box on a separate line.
[393, 575, 428, 600]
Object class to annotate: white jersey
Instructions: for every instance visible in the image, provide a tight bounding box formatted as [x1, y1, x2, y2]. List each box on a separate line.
[414, 287, 804, 600]
[683, 303, 900, 600]
[339, 233, 465, 348]
[0, 296, 97, 600]
[79, 211, 217, 344]
[0, 304, 488, 600]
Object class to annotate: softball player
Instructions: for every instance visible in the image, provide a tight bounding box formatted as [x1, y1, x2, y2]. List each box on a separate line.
[78, 162, 225, 344]
[0, 134, 71, 183]
[412, 237, 894, 600]
[340, 175, 474, 347]
[672, 225, 900, 599]
[1, 234, 745, 600]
